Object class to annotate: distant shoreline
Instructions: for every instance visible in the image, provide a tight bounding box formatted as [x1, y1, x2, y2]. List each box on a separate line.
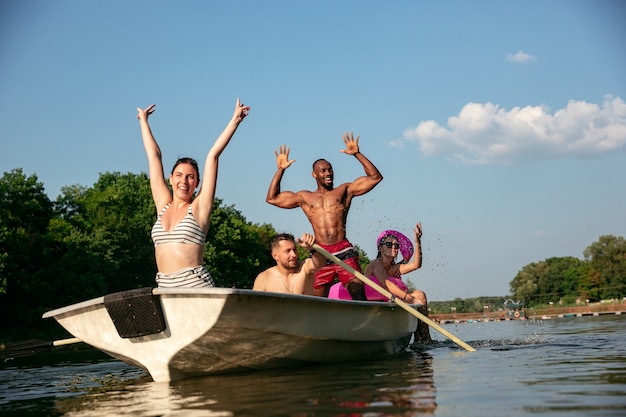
[432, 301, 626, 324]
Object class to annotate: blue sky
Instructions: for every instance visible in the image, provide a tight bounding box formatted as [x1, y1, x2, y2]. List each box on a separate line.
[1, 1, 624, 301]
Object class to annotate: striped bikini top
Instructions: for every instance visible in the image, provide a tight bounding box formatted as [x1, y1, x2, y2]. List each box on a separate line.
[151, 204, 206, 247]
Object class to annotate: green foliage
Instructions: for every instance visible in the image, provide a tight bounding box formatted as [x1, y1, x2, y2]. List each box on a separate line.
[430, 296, 522, 314]
[205, 200, 275, 288]
[434, 235, 626, 311]
[0, 169, 276, 341]
[50, 171, 157, 295]
[509, 257, 585, 304]
[354, 245, 371, 272]
[0, 169, 54, 337]
[509, 235, 626, 306]
[583, 235, 626, 300]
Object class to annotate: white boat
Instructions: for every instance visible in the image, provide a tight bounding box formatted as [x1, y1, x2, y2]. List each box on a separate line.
[42, 287, 418, 382]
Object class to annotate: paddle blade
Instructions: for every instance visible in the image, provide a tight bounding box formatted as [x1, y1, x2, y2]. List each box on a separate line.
[1, 337, 82, 361]
[1, 339, 53, 360]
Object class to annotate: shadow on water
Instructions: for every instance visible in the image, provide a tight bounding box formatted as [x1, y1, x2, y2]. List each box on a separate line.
[60, 350, 436, 416]
[1, 348, 437, 416]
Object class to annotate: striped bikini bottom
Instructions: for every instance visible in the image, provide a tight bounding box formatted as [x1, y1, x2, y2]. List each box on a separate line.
[155, 265, 215, 288]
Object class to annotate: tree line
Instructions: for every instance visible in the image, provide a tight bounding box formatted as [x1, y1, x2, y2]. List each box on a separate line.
[427, 235, 626, 315]
[1, 168, 624, 340]
[0, 168, 374, 341]
[508, 234, 626, 305]
[431, 236, 626, 314]
[0, 169, 276, 340]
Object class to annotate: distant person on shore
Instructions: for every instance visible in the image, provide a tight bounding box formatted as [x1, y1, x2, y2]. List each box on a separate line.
[266, 132, 383, 299]
[363, 223, 431, 342]
[252, 233, 325, 295]
[137, 98, 250, 287]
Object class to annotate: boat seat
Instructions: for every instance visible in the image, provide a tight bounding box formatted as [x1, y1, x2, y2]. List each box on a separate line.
[104, 287, 166, 338]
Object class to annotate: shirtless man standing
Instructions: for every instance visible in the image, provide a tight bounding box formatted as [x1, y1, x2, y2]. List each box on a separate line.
[252, 233, 325, 295]
[266, 132, 383, 299]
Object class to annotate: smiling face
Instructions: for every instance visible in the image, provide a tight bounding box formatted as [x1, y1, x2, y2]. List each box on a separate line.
[312, 159, 334, 190]
[169, 162, 199, 201]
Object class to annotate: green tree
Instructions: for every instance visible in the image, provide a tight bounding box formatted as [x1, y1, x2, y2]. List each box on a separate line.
[510, 235, 626, 305]
[539, 257, 585, 302]
[510, 257, 587, 304]
[54, 173, 278, 292]
[583, 235, 626, 300]
[0, 169, 54, 337]
[51, 172, 157, 295]
[509, 262, 541, 302]
[205, 200, 276, 288]
[578, 268, 602, 302]
[355, 245, 371, 273]
[1, 168, 335, 341]
[562, 262, 591, 299]
[452, 297, 469, 313]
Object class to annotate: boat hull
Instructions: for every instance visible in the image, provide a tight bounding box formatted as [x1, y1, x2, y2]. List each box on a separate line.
[43, 288, 417, 382]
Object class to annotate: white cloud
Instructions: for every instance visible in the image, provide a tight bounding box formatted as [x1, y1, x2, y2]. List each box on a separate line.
[393, 96, 626, 165]
[506, 50, 537, 63]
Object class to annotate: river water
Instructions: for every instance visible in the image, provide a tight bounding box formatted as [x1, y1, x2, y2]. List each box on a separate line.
[1, 314, 625, 416]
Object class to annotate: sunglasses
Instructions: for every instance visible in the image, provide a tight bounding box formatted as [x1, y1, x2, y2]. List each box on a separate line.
[383, 242, 400, 249]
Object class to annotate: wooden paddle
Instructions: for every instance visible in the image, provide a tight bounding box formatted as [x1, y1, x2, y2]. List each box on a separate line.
[1, 337, 83, 360]
[313, 244, 476, 352]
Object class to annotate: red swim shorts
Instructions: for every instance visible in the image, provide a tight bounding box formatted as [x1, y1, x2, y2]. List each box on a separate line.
[314, 239, 362, 288]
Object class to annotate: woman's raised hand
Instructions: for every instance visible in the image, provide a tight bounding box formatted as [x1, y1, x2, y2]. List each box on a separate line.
[136, 104, 156, 121]
[232, 98, 250, 122]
